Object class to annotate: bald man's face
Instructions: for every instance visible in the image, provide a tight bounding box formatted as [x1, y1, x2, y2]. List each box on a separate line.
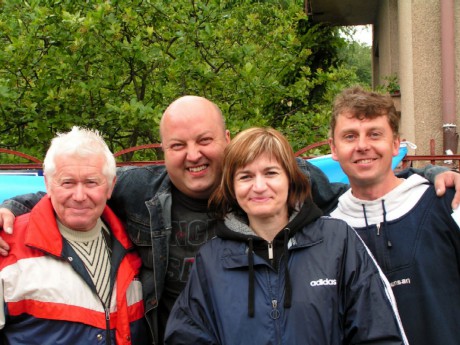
[161, 98, 230, 199]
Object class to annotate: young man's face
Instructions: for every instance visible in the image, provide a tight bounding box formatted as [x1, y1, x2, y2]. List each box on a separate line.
[161, 99, 231, 200]
[329, 113, 400, 196]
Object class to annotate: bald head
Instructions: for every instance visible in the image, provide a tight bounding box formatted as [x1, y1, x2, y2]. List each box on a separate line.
[160, 96, 226, 141]
[160, 95, 231, 199]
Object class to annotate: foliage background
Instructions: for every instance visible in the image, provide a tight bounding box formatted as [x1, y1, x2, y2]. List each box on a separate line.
[0, 0, 371, 163]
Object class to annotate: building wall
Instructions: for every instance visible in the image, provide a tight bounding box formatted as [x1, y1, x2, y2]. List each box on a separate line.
[375, 0, 460, 158]
[456, 0, 460, 152]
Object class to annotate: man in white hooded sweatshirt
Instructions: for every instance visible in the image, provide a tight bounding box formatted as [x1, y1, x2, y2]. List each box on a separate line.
[329, 86, 460, 345]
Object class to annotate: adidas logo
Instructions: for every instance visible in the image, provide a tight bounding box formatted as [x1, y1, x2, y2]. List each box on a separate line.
[310, 278, 337, 287]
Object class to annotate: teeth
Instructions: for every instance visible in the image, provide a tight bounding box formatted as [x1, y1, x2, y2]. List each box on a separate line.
[189, 165, 207, 172]
[357, 159, 373, 164]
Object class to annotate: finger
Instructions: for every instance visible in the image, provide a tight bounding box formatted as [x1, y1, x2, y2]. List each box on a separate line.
[3, 216, 15, 235]
[435, 183, 446, 197]
[0, 236, 10, 251]
[452, 190, 460, 210]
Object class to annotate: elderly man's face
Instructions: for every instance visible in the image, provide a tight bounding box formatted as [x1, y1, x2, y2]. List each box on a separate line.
[45, 154, 115, 231]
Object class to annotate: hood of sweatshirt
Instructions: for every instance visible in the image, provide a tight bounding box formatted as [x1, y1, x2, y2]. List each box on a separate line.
[330, 174, 430, 228]
[214, 197, 323, 317]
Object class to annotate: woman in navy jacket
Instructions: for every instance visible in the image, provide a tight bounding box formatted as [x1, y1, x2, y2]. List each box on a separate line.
[166, 127, 407, 344]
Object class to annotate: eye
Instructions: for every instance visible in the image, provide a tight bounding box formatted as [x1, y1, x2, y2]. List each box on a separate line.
[199, 137, 213, 145]
[265, 170, 279, 177]
[169, 142, 185, 151]
[86, 180, 99, 187]
[235, 172, 252, 181]
[370, 131, 382, 139]
[343, 134, 356, 141]
[61, 181, 75, 188]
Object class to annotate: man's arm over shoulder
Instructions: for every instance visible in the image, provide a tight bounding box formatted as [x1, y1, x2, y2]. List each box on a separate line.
[296, 158, 349, 214]
[1, 192, 46, 216]
[0, 191, 45, 255]
[108, 165, 168, 218]
[397, 164, 460, 209]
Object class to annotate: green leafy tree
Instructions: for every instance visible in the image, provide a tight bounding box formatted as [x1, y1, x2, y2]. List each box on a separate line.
[0, 0, 363, 163]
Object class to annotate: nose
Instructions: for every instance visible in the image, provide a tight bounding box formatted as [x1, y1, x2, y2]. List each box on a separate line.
[72, 183, 87, 201]
[356, 135, 370, 151]
[186, 143, 203, 162]
[252, 175, 267, 192]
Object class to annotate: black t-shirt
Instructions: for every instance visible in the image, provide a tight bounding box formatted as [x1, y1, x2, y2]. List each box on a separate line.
[157, 186, 216, 342]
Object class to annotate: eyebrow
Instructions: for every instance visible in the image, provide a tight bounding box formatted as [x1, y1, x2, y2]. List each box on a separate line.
[236, 165, 282, 173]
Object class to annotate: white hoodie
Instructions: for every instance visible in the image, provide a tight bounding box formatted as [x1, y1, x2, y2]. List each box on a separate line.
[330, 174, 430, 227]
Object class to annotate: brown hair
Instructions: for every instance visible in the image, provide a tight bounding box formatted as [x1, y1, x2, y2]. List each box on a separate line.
[330, 86, 400, 138]
[209, 127, 311, 219]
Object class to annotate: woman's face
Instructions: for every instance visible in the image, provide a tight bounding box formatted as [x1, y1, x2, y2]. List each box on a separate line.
[233, 153, 289, 224]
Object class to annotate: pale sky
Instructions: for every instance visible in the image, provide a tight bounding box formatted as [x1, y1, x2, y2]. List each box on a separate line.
[353, 25, 372, 46]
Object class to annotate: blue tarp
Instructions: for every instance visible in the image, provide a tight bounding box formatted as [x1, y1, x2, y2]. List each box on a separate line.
[0, 145, 408, 203]
[0, 173, 45, 203]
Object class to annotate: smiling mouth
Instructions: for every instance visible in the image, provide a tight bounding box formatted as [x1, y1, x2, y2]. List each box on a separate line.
[188, 165, 208, 173]
[355, 158, 376, 164]
[250, 197, 271, 202]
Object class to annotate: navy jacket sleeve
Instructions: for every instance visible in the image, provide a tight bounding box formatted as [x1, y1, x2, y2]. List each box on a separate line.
[164, 251, 219, 345]
[296, 158, 349, 214]
[341, 224, 408, 345]
[1, 191, 45, 216]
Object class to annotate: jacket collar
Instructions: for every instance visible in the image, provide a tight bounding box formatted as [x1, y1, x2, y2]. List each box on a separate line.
[218, 198, 324, 267]
[217, 197, 322, 245]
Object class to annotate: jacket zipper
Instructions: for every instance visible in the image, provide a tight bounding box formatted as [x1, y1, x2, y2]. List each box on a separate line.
[105, 307, 111, 345]
[267, 241, 274, 264]
[270, 299, 280, 320]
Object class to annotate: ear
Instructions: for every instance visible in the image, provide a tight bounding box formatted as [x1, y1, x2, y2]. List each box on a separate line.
[392, 136, 401, 157]
[107, 176, 117, 199]
[44, 175, 52, 198]
[329, 138, 339, 161]
[225, 129, 231, 144]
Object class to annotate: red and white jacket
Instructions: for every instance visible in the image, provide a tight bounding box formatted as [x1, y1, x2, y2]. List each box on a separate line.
[0, 197, 148, 345]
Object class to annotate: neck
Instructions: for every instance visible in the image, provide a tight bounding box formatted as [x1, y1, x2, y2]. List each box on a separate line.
[350, 174, 403, 200]
[248, 215, 288, 242]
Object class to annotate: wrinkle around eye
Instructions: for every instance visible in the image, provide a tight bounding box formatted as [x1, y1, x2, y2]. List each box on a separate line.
[169, 143, 185, 151]
[199, 137, 213, 145]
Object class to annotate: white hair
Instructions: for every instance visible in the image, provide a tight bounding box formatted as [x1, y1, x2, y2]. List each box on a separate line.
[43, 126, 116, 187]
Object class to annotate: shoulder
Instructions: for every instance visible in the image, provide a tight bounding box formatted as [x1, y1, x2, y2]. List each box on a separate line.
[315, 216, 351, 232]
[114, 165, 169, 192]
[117, 164, 167, 179]
[295, 157, 312, 174]
[420, 184, 455, 210]
[296, 216, 355, 248]
[198, 236, 240, 255]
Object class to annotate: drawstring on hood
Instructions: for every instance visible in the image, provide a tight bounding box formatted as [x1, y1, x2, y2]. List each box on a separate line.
[216, 198, 322, 318]
[381, 200, 392, 248]
[362, 204, 370, 228]
[331, 174, 430, 229]
[248, 238, 255, 317]
[283, 228, 292, 309]
[361, 199, 393, 249]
